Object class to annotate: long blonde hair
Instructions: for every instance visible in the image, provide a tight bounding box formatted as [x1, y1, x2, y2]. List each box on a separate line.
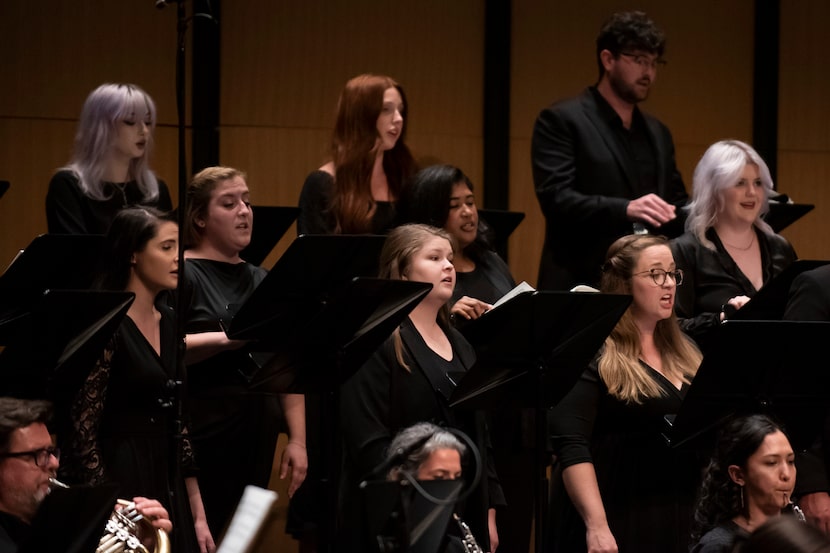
[379, 224, 457, 370]
[598, 234, 702, 403]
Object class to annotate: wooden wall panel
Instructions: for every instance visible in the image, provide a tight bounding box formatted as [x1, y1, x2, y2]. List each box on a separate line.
[778, 1, 830, 260]
[509, 0, 755, 286]
[0, 0, 186, 268]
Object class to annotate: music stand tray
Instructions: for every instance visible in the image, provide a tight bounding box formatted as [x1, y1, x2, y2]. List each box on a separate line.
[764, 202, 814, 233]
[240, 205, 300, 266]
[732, 259, 830, 321]
[0, 234, 106, 337]
[477, 209, 525, 260]
[450, 290, 631, 410]
[663, 320, 830, 450]
[360, 479, 463, 553]
[0, 289, 134, 401]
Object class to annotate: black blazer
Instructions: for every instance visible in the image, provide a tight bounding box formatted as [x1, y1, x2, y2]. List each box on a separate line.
[531, 87, 689, 290]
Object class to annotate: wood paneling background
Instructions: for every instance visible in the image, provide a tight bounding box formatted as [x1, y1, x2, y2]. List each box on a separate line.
[2, 1, 829, 550]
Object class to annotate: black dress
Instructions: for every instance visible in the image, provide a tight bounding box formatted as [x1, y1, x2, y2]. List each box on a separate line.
[547, 360, 701, 553]
[691, 521, 749, 553]
[670, 227, 796, 345]
[58, 306, 198, 553]
[179, 258, 283, 537]
[339, 317, 505, 551]
[45, 169, 172, 234]
[297, 170, 398, 235]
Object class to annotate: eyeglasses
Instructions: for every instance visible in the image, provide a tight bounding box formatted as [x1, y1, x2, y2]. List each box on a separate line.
[0, 446, 60, 467]
[633, 268, 684, 286]
[618, 52, 667, 70]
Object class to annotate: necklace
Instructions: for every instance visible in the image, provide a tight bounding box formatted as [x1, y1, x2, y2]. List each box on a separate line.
[722, 232, 755, 251]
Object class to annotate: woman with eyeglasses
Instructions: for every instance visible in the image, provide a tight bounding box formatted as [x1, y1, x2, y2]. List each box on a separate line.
[546, 233, 703, 553]
[45, 83, 172, 235]
[670, 140, 797, 346]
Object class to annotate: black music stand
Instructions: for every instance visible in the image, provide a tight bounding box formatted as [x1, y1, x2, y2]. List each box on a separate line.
[360, 479, 463, 553]
[240, 205, 300, 267]
[226, 234, 387, 341]
[449, 290, 631, 553]
[223, 234, 431, 553]
[478, 208, 525, 261]
[0, 234, 105, 338]
[765, 202, 814, 233]
[0, 289, 134, 403]
[18, 482, 120, 553]
[663, 320, 830, 451]
[731, 259, 830, 321]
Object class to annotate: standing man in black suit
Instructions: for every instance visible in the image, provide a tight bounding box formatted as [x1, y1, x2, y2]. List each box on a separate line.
[531, 10, 690, 290]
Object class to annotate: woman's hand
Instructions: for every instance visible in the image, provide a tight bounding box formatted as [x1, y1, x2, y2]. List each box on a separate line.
[280, 441, 308, 498]
[451, 296, 493, 321]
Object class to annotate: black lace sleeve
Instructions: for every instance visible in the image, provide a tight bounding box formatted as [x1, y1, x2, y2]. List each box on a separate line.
[59, 338, 116, 485]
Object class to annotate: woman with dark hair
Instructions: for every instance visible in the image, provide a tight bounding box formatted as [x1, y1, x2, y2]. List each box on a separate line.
[401, 164, 515, 321]
[547, 233, 703, 553]
[298, 73, 417, 235]
[177, 166, 307, 539]
[691, 413, 797, 553]
[46, 83, 172, 234]
[340, 224, 504, 552]
[59, 207, 214, 553]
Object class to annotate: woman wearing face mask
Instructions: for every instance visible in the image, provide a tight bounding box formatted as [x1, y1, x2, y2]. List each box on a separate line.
[46, 83, 172, 235]
[691, 413, 798, 553]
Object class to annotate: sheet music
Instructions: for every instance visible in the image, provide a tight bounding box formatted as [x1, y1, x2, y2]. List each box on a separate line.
[216, 486, 278, 553]
[491, 281, 535, 309]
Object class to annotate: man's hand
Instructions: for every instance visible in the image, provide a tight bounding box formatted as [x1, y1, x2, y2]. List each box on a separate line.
[586, 524, 618, 553]
[132, 497, 173, 534]
[626, 193, 677, 228]
[799, 492, 830, 536]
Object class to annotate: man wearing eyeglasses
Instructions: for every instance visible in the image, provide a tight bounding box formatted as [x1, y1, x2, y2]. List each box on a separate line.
[0, 397, 171, 552]
[531, 10, 690, 291]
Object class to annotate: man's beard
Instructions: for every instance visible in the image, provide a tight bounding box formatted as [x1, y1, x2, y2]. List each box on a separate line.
[609, 71, 650, 104]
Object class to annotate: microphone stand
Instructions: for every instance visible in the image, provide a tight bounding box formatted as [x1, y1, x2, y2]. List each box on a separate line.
[156, 0, 191, 538]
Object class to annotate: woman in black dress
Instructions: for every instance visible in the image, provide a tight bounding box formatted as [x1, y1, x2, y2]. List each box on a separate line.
[45, 83, 172, 234]
[59, 207, 214, 553]
[297, 73, 417, 236]
[340, 223, 504, 552]
[670, 140, 796, 346]
[547, 233, 703, 553]
[179, 166, 307, 539]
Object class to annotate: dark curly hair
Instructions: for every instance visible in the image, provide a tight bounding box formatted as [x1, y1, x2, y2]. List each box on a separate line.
[595, 11, 666, 81]
[691, 413, 788, 545]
